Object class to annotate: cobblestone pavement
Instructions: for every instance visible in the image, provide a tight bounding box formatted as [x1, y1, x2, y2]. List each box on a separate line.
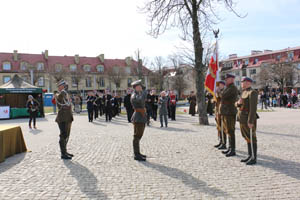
[1, 108, 300, 200]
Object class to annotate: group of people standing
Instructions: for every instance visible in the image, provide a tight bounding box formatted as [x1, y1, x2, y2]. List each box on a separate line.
[86, 91, 122, 122]
[260, 91, 299, 109]
[125, 89, 178, 127]
[214, 74, 258, 165]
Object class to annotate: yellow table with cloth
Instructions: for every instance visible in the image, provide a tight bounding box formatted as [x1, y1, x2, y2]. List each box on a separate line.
[0, 125, 27, 163]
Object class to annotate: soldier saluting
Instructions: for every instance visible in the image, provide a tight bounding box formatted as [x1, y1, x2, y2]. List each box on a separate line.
[220, 74, 239, 157]
[55, 80, 74, 160]
[131, 80, 147, 161]
[237, 77, 258, 165]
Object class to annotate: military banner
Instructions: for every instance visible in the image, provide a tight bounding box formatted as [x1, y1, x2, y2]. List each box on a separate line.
[205, 42, 219, 100]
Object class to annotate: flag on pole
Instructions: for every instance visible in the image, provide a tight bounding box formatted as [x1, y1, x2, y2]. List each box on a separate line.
[205, 42, 219, 100]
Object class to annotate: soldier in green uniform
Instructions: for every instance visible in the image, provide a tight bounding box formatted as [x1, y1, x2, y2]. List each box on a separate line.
[237, 77, 258, 165]
[131, 80, 147, 161]
[220, 74, 239, 157]
[214, 80, 226, 150]
[55, 80, 74, 160]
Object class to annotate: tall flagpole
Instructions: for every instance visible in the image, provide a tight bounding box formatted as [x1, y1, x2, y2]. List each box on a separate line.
[213, 29, 220, 82]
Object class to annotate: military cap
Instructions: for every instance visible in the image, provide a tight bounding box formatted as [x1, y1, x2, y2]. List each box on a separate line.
[225, 74, 235, 79]
[241, 76, 253, 83]
[131, 80, 142, 88]
[217, 80, 226, 85]
[57, 79, 67, 87]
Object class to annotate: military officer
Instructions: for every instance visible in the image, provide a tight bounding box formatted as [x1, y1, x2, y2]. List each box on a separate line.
[55, 80, 74, 160]
[214, 80, 226, 150]
[131, 80, 147, 161]
[237, 77, 258, 165]
[220, 74, 239, 157]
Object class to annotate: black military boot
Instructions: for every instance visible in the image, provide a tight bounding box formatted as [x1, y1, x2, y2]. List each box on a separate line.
[241, 143, 251, 162]
[218, 143, 226, 150]
[246, 143, 257, 165]
[214, 141, 222, 148]
[133, 140, 146, 161]
[60, 141, 72, 160]
[226, 135, 236, 157]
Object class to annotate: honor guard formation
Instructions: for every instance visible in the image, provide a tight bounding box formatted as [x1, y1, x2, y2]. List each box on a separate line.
[53, 75, 258, 165]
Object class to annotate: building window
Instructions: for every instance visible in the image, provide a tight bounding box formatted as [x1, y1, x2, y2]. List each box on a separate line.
[116, 82, 120, 88]
[235, 81, 240, 86]
[20, 62, 28, 70]
[250, 69, 256, 75]
[70, 64, 77, 71]
[244, 59, 249, 65]
[3, 62, 11, 70]
[98, 77, 105, 87]
[55, 64, 62, 72]
[96, 65, 104, 72]
[242, 69, 247, 76]
[297, 63, 300, 70]
[125, 67, 131, 74]
[127, 78, 132, 87]
[253, 58, 259, 64]
[21, 76, 29, 83]
[71, 77, 78, 87]
[86, 77, 92, 87]
[83, 64, 91, 72]
[113, 66, 119, 73]
[3, 76, 11, 83]
[37, 62, 44, 71]
[288, 52, 294, 60]
[276, 55, 281, 61]
[235, 71, 240, 76]
[37, 77, 44, 86]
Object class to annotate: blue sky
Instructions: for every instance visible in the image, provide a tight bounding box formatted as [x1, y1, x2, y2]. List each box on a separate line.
[217, 0, 300, 58]
[0, 0, 299, 65]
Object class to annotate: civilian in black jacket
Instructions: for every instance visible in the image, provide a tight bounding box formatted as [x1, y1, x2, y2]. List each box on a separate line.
[104, 93, 112, 122]
[124, 90, 134, 122]
[86, 94, 95, 122]
[26, 95, 40, 129]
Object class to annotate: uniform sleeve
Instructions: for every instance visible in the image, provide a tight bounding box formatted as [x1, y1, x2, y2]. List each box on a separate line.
[248, 90, 258, 124]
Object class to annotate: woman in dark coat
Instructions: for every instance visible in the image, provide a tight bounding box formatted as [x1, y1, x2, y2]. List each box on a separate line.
[26, 95, 39, 129]
[158, 91, 168, 127]
[188, 91, 197, 116]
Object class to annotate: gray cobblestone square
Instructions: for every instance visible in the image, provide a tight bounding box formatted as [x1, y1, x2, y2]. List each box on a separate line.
[1, 108, 300, 199]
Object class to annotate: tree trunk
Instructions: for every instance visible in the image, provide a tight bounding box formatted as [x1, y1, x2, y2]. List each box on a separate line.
[191, 2, 209, 125]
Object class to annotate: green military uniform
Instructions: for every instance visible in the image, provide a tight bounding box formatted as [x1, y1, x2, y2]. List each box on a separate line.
[56, 80, 74, 159]
[214, 82, 226, 149]
[220, 76, 238, 157]
[131, 80, 147, 161]
[237, 77, 258, 165]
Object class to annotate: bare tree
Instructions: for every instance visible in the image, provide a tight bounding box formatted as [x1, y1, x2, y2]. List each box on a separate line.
[107, 66, 126, 91]
[141, 0, 243, 125]
[70, 69, 85, 94]
[49, 67, 67, 83]
[150, 56, 166, 91]
[168, 54, 188, 98]
[259, 61, 297, 92]
[134, 49, 148, 82]
[25, 64, 44, 86]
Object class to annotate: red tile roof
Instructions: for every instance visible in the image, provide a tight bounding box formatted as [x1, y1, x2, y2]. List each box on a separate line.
[0, 52, 151, 75]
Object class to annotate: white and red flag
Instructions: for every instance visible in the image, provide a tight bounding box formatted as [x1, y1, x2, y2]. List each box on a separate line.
[205, 42, 220, 100]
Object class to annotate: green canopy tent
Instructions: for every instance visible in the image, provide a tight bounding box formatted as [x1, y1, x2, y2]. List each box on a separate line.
[0, 75, 44, 118]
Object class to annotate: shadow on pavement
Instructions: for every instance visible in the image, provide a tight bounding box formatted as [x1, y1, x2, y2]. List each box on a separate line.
[237, 150, 300, 180]
[140, 161, 229, 198]
[0, 152, 26, 175]
[63, 160, 108, 200]
[29, 129, 43, 134]
[256, 130, 300, 139]
[149, 126, 197, 133]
